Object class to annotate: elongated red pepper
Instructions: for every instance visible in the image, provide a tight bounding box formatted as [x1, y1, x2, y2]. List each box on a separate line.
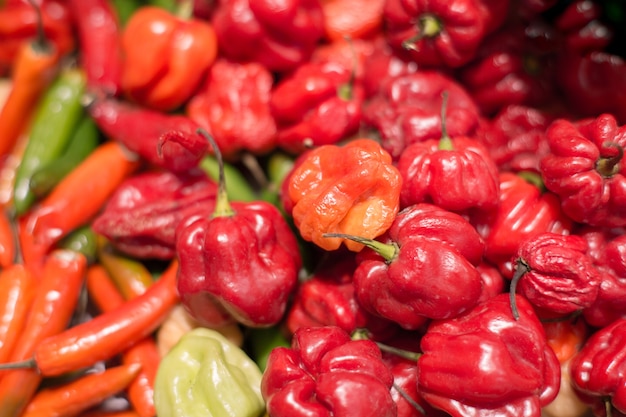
[87, 96, 209, 173]
[0, 265, 35, 364]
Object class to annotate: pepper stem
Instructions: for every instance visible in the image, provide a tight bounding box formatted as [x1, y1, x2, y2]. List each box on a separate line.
[0, 358, 37, 370]
[175, 0, 194, 19]
[595, 142, 624, 178]
[509, 259, 531, 320]
[351, 329, 421, 361]
[402, 14, 442, 51]
[438, 91, 453, 151]
[322, 233, 398, 262]
[393, 383, 427, 416]
[517, 170, 546, 192]
[337, 36, 356, 101]
[26, 0, 53, 54]
[197, 128, 235, 217]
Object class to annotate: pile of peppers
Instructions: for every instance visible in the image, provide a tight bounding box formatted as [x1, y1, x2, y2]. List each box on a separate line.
[1, 0, 626, 416]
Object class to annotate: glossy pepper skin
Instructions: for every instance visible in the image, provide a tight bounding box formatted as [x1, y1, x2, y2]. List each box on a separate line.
[509, 232, 602, 320]
[362, 71, 480, 159]
[154, 327, 265, 417]
[211, 0, 326, 73]
[92, 169, 218, 260]
[417, 293, 561, 416]
[186, 58, 277, 160]
[261, 325, 397, 417]
[120, 5, 218, 111]
[540, 113, 626, 227]
[282, 138, 402, 252]
[270, 58, 364, 155]
[569, 318, 626, 416]
[382, 0, 509, 68]
[87, 95, 209, 173]
[352, 203, 485, 328]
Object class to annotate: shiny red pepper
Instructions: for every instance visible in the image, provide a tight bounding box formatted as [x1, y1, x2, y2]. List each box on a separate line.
[211, 0, 326, 73]
[87, 95, 209, 173]
[261, 325, 397, 417]
[417, 293, 561, 416]
[121, 5, 218, 111]
[540, 113, 626, 227]
[554, 0, 614, 54]
[92, 169, 218, 260]
[186, 58, 277, 160]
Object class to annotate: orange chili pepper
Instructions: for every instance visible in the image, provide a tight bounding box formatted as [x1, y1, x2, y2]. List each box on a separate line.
[19, 260, 178, 378]
[0, 264, 35, 364]
[19, 141, 141, 268]
[0, 209, 16, 268]
[85, 264, 161, 417]
[543, 319, 589, 363]
[0, 250, 87, 417]
[320, 0, 385, 41]
[0, 132, 28, 210]
[21, 363, 142, 417]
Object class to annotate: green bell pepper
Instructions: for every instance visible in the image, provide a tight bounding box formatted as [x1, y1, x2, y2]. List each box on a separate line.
[154, 327, 266, 417]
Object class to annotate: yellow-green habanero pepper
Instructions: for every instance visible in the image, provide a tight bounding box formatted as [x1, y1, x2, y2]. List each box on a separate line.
[154, 327, 266, 417]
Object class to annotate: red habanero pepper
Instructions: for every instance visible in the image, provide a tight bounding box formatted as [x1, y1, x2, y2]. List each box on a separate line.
[362, 70, 480, 159]
[261, 325, 397, 417]
[176, 132, 301, 328]
[417, 293, 561, 416]
[121, 5, 218, 111]
[87, 96, 209, 173]
[475, 263, 506, 304]
[396, 94, 500, 215]
[270, 56, 365, 155]
[569, 318, 626, 416]
[0, 250, 87, 417]
[0, 265, 35, 364]
[382, 0, 509, 68]
[328, 203, 485, 329]
[186, 58, 277, 160]
[282, 138, 401, 252]
[211, 0, 326, 73]
[320, 0, 385, 41]
[66, 0, 124, 96]
[9, 260, 178, 378]
[540, 113, 626, 227]
[508, 232, 602, 320]
[21, 363, 142, 417]
[554, 0, 614, 54]
[92, 169, 217, 260]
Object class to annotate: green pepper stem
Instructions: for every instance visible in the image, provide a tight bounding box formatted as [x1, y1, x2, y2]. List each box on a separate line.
[438, 91, 453, 151]
[509, 259, 530, 321]
[322, 233, 398, 262]
[175, 0, 194, 19]
[0, 358, 37, 371]
[393, 383, 427, 416]
[196, 128, 235, 217]
[26, 0, 53, 54]
[402, 14, 442, 51]
[337, 36, 356, 101]
[596, 142, 624, 178]
[517, 170, 546, 192]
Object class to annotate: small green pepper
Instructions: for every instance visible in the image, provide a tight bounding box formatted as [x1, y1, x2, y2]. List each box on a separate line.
[199, 155, 257, 202]
[154, 327, 266, 417]
[12, 67, 87, 215]
[58, 226, 98, 265]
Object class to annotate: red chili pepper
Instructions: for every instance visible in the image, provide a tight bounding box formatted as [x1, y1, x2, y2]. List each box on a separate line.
[21, 363, 142, 417]
[186, 58, 277, 160]
[0, 265, 35, 364]
[211, 0, 326, 73]
[417, 293, 561, 415]
[66, 0, 124, 96]
[554, 0, 614, 54]
[320, 0, 385, 41]
[261, 325, 397, 416]
[9, 260, 178, 378]
[540, 113, 626, 227]
[0, 250, 87, 417]
[475, 262, 505, 304]
[0, 209, 15, 268]
[87, 95, 209, 173]
[121, 5, 218, 111]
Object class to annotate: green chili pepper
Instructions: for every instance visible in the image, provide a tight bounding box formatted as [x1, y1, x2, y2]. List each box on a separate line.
[199, 155, 258, 202]
[29, 115, 100, 199]
[260, 151, 295, 209]
[154, 327, 266, 417]
[12, 67, 87, 215]
[58, 226, 98, 265]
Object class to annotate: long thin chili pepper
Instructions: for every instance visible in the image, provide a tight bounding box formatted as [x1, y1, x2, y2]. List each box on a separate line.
[0, 265, 35, 364]
[0, 132, 28, 210]
[0, 209, 15, 268]
[18, 141, 140, 268]
[86, 264, 160, 417]
[3, 260, 178, 378]
[58, 226, 98, 266]
[0, 0, 61, 161]
[21, 363, 142, 417]
[0, 250, 87, 417]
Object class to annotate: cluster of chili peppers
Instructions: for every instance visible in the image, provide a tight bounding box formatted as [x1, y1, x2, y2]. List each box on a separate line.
[1, 0, 626, 416]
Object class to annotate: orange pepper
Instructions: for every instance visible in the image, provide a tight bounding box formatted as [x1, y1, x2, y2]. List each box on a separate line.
[543, 319, 589, 363]
[321, 0, 386, 41]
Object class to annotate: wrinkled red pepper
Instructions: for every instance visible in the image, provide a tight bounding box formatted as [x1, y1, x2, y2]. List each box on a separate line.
[508, 232, 602, 320]
[87, 95, 209, 173]
[540, 113, 626, 227]
[362, 70, 480, 159]
[382, 0, 509, 68]
[417, 293, 561, 416]
[92, 169, 218, 260]
[211, 0, 326, 73]
[121, 5, 218, 111]
[186, 58, 277, 160]
[261, 325, 397, 417]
